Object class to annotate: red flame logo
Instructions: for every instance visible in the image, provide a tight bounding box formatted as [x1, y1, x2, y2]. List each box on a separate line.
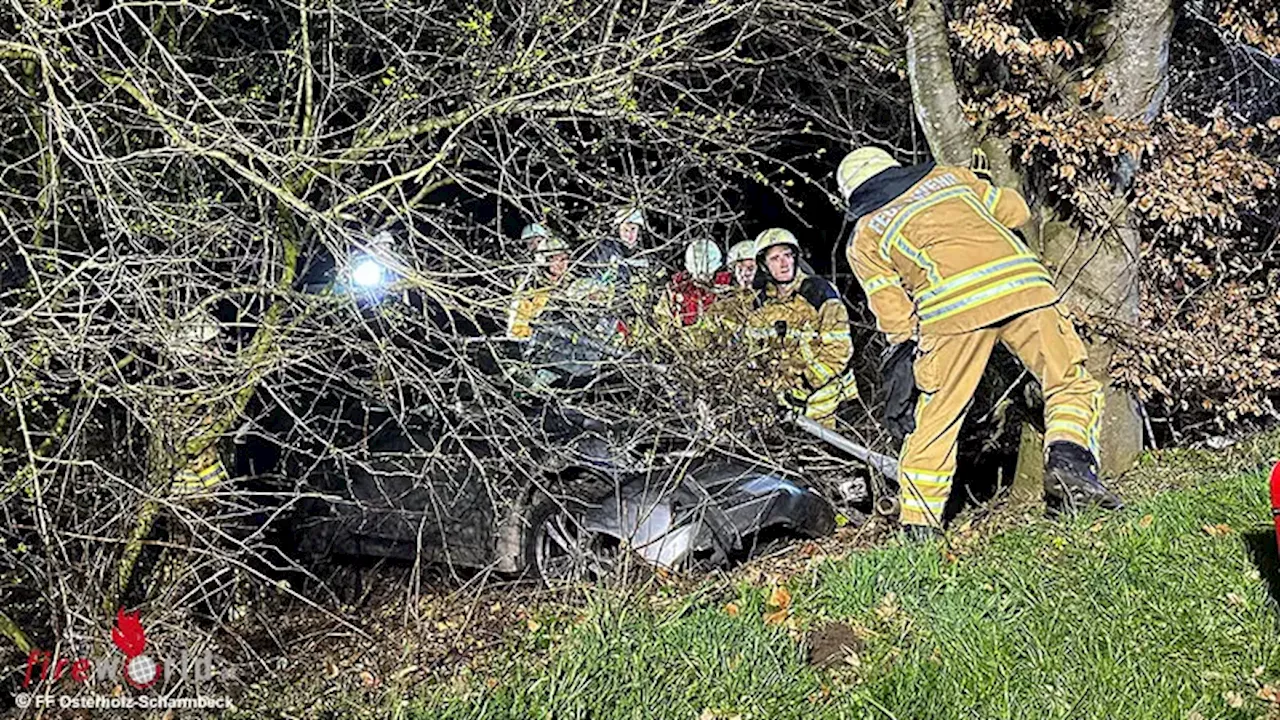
[111, 608, 147, 658]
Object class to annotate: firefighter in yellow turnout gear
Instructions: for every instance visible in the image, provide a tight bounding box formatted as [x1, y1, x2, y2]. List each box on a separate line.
[839, 146, 1121, 536]
[507, 230, 572, 339]
[749, 229, 859, 428]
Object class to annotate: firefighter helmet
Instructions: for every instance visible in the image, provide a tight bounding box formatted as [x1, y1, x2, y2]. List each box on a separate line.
[727, 240, 755, 266]
[534, 236, 570, 265]
[753, 228, 800, 260]
[684, 239, 723, 278]
[836, 147, 900, 199]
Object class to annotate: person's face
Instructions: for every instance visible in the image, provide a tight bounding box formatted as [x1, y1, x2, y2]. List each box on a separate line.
[618, 222, 641, 249]
[733, 258, 757, 289]
[546, 253, 569, 282]
[764, 246, 795, 283]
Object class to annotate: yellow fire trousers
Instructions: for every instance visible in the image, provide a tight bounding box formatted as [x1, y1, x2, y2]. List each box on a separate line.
[899, 305, 1103, 527]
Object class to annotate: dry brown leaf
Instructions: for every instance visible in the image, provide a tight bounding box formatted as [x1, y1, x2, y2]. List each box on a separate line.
[360, 670, 379, 689]
[1138, 514, 1154, 529]
[1258, 684, 1280, 704]
[763, 608, 790, 626]
[767, 586, 792, 611]
[526, 618, 542, 632]
[724, 602, 740, 617]
[1203, 523, 1233, 538]
[1224, 690, 1245, 708]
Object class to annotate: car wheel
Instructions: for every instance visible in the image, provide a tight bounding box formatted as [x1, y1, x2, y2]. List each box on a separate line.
[525, 495, 616, 586]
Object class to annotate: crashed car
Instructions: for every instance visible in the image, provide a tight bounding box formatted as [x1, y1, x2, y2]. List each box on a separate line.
[273, 370, 837, 584]
[289, 419, 836, 584]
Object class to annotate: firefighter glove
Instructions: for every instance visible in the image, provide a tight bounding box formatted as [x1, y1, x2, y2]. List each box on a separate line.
[880, 340, 919, 441]
[970, 147, 993, 183]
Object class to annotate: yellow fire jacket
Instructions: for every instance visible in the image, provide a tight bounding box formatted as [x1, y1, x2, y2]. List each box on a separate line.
[748, 270, 853, 391]
[506, 285, 553, 339]
[846, 165, 1057, 344]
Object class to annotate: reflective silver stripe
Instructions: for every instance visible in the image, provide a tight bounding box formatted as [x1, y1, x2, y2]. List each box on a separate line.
[918, 273, 1052, 324]
[863, 275, 902, 294]
[821, 330, 851, 342]
[917, 255, 1044, 308]
[877, 186, 974, 261]
[809, 362, 835, 383]
[958, 195, 1031, 255]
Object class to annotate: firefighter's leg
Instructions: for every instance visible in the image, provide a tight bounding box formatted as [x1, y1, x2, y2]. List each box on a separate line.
[998, 306, 1104, 456]
[804, 370, 860, 429]
[898, 328, 1000, 528]
[999, 306, 1119, 510]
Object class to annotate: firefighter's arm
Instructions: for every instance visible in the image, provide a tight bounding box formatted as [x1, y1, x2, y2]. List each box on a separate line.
[847, 225, 916, 345]
[802, 297, 853, 388]
[962, 168, 1031, 229]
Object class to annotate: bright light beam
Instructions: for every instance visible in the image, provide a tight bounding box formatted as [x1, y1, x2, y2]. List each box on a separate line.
[351, 258, 385, 288]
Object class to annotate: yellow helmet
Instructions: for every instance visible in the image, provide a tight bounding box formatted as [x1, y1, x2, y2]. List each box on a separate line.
[753, 228, 800, 260]
[727, 240, 755, 265]
[836, 147, 900, 199]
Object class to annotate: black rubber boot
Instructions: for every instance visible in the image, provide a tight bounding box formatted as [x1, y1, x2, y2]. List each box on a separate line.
[1043, 441, 1123, 514]
[901, 524, 943, 544]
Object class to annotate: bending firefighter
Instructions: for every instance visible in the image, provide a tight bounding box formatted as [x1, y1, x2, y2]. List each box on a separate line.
[749, 229, 859, 428]
[838, 146, 1121, 537]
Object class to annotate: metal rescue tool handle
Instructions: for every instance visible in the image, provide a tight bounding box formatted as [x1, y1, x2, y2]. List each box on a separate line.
[792, 414, 899, 483]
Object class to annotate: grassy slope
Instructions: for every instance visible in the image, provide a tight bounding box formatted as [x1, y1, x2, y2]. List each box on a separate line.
[415, 438, 1280, 719]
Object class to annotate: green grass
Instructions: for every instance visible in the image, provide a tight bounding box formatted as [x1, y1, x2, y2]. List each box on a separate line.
[416, 458, 1280, 720]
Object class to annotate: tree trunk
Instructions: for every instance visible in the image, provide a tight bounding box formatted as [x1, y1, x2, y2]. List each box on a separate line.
[1040, 205, 1145, 478]
[906, 0, 975, 165]
[1070, 0, 1172, 476]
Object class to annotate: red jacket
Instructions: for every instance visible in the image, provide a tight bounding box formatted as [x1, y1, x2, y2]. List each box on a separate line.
[668, 270, 732, 326]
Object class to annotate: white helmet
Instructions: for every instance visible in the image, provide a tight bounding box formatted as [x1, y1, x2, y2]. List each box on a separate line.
[684, 239, 723, 278]
[836, 147, 900, 199]
[727, 240, 755, 265]
[753, 228, 800, 260]
[521, 223, 551, 242]
[615, 207, 646, 228]
[534, 236, 570, 265]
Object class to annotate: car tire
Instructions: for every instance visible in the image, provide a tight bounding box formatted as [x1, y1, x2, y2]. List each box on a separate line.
[523, 491, 617, 587]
